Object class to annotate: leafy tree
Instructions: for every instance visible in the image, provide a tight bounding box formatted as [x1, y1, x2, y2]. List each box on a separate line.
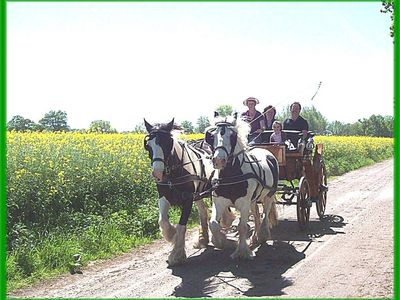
[180, 120, 194, 134]
[276, 103, 393, 137]
[88, 120, 117, 133]
[347, 122, 363, 136]
[371, 114, 392, 137]
[215, 105, 233, 117]
[301, 106, 328, 134]
[32, 123, 45, 132]
[39, 110, 70, 132]
[381, 1, 394, 39]
[357, 115, 393, 137]
[132, 123, 146, 133]
[7, 115, 36, 131]
[275, 105, 290, 123]
[383, 115, 394, 136]
[327, 120, 347, 136]
[195, 116, 210, 133]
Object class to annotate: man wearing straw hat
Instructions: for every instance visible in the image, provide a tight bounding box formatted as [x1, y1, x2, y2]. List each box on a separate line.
[241, 97, 266, 143]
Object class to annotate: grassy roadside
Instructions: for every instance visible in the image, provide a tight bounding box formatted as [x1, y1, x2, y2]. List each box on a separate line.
[7, 205, 201, 291]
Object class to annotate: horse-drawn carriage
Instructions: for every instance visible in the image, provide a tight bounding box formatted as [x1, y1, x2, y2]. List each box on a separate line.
[143, 115, 328, 264]
[252, 130, 328, 230]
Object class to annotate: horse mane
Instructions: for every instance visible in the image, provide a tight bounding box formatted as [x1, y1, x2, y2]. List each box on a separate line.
[234, 117, 251, 150]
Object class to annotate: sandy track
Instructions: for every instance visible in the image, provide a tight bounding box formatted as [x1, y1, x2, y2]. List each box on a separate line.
[9, 159, 393, 298]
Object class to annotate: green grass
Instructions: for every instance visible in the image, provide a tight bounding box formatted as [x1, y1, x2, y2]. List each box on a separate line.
[6, 205, 201, 291]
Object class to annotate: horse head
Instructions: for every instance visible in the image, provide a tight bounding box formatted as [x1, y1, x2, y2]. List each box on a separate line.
[143, 118, 175, 182]
[206, 112, 245, 169]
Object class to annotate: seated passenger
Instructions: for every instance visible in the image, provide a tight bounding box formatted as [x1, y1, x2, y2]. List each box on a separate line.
[261, 105, 276, 143]
[241, 97, 266, 143]
[270, 121, 287, 144]
[263, 105, 277, 130]
[283, 101, 309, 149]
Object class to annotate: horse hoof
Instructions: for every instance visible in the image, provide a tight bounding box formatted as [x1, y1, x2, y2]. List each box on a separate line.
[230, 250, 255, 260]
[249, 239, 260, 250]
[167, 254, 187, 266]
[193, 238, 209, 249]
[252, 237, 267, 248]
[167, 259, 186, 266]
[211, 237, 226, 249]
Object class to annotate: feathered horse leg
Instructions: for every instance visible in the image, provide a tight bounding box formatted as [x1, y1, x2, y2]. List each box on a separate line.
[158, 197, 176, 242]
[193, 199, 209, 249]
[258, 194, 278, 244]
[168, 224, 187, 266]
[210, 198, 230, 249]
[231, 197, 254, 260]
[250, 201, 262, 248]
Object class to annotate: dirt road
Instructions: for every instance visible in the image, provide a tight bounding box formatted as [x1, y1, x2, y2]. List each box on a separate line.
[9, 159, 393, 298]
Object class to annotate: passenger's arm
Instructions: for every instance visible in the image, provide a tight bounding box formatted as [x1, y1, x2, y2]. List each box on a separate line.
[260, 119, 266, 130]
[255, 119, 266, 133]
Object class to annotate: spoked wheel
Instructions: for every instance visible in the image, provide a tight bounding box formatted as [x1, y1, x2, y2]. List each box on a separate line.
[297, 176, 311, 231]
[316, 163, 328, 219]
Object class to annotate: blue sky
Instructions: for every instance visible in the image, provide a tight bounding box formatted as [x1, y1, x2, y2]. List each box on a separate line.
[7, 2, 393, 131]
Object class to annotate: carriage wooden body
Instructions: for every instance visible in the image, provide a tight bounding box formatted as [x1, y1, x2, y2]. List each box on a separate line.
[252, 130, 328, 230]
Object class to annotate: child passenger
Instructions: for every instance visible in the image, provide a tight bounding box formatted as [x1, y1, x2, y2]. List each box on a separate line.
[270, 120, 286, 144]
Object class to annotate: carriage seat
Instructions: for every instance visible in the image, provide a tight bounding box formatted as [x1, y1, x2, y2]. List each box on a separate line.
[285, 132, 315, 156]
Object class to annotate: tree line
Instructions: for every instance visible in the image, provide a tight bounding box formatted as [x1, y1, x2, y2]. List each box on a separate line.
[7, 110, 117, 134]
[174, 105, 393, 138]
[7, 106, 393, 137]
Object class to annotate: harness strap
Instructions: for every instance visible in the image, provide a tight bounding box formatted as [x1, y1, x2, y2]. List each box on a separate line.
[213, 151, 276, 195]
[188, 144, 210, 197]
[157, 174, 207, 186]
[167, 142, 208, 173]
[157, 143, 212, 202]
[215, 172, 270, 188]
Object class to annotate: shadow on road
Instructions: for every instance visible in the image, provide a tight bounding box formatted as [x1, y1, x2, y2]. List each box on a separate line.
[170, 214, 345, 297]
[170, 241, 302, 297]
[272, 214, 346, 241]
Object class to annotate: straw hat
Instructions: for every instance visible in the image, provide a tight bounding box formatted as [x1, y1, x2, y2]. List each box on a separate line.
[243, 97, 259, 106]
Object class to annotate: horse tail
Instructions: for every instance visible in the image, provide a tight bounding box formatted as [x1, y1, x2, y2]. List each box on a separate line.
[268, 196, 278, 229]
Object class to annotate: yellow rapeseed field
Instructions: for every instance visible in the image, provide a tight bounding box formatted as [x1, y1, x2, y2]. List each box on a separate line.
[7, 132, 393, 237]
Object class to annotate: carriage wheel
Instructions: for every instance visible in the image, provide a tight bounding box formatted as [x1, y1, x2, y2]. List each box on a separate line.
[316, 163, 328, 219]
[297, 176, 311, 231]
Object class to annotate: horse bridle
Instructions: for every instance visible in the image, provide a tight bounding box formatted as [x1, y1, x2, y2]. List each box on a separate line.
[206, 122, 238, 161]
[144, 129, 174, 174]
[144, 130, 208, 178]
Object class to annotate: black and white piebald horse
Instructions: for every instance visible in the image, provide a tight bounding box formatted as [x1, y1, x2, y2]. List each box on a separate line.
[144, 118, 234, 266]
[205, 112, 279, 260]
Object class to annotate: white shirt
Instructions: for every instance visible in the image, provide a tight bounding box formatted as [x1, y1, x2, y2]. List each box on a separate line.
[270, 132, 283, 143]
